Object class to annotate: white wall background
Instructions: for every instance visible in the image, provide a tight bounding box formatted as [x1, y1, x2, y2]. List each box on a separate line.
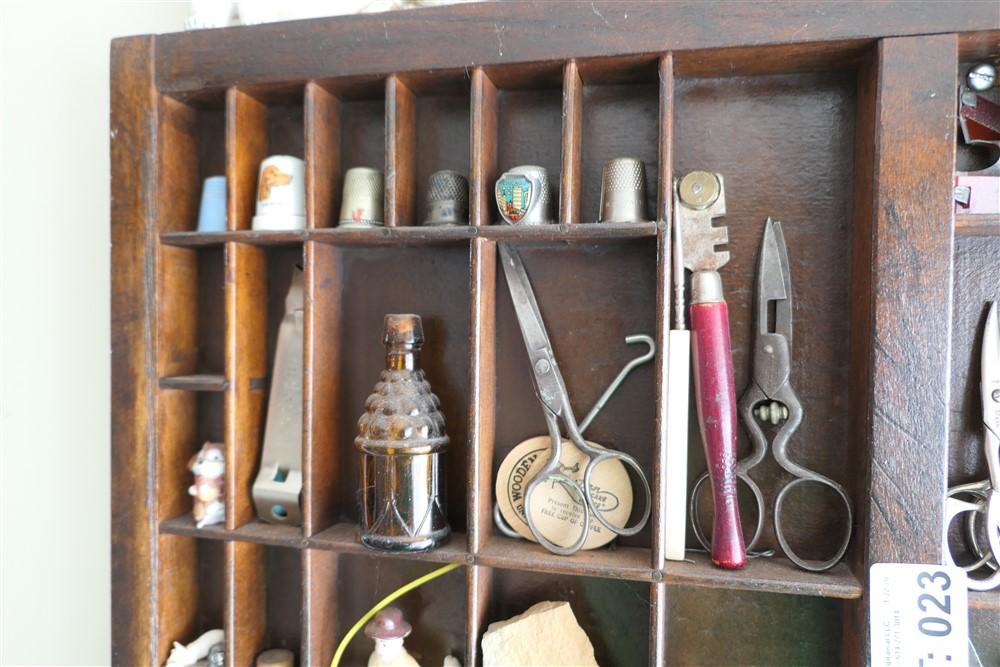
[0, 3, 188, 665]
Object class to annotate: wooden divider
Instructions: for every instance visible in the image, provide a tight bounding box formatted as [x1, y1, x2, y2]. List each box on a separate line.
[466, 565, 493, 667]
[303, 241, 341, 536]
[225, 541, 267, 666]
[650, 582, 668, 667]
[222, 86, 271, 667]
[845, 34, 958, 666]
[302, 549, 338, 666]
[468, 236, 497, 555]
[560, 60, 584, 224]
[651, 53, 674, 572]
[470, 68, 498, 227]
[226, 88, 267, 231]
[223, 242, 268, 529]
[305, 82, 341, 230]
[385, 75, 416, 226]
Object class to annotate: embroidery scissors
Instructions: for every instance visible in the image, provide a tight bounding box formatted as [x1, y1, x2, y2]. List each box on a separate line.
[944, 301, 1000, 591]
[689, 219, 852, 572]
[498, 243, 652, 555]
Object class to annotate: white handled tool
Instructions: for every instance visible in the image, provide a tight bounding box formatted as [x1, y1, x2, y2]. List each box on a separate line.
[664, 199, 691, 561]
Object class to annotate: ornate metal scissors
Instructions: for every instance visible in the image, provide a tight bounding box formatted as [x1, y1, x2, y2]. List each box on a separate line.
[689, 219, 852, 572]
[944, 302, 1000, 591]
[498, 243, 652, 555]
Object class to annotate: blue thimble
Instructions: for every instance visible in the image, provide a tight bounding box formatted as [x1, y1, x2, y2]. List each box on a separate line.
[197, 176, 227, 232]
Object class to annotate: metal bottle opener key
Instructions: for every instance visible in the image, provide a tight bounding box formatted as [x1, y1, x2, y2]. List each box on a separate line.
[252, 269, 304, 525]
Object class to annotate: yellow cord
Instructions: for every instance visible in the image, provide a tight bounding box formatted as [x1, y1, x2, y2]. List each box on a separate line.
[330, 562, 462, 667]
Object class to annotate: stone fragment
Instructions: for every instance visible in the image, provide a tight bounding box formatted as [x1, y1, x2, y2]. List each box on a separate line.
[481, 601, 598, 667]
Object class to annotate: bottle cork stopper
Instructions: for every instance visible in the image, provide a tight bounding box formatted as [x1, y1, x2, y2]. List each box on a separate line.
[383, 313, 424, 348]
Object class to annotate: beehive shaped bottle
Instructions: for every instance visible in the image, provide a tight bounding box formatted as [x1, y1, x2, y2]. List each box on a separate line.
[355, 314, 450, 552]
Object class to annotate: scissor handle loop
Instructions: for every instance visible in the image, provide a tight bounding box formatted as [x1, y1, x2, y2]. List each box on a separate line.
[945, 483, 996, 572]
[524, 470, 590, 556]
[582, 448, 651, 537]
[773, 474, 852, 572]
[493, 502, 523, 539]
[689, 469, 766, 554]
[944, 492, 1000, 590]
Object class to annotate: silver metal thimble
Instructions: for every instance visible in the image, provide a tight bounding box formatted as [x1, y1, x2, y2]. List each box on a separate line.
[338, 167, 384, 227]
[424, 170, 469, 226]
[598, 157, 647, 223]
[495, 165, 554, 225]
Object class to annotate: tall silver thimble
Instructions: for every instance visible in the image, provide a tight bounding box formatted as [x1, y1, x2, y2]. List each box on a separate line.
[495, 165, 554, 225]
[598, 157, 647, 223]
[424, 170, 469, 226]
[338, 167, 384, 228]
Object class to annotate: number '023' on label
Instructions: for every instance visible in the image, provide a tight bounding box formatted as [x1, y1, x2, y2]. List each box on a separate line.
[869, 563, 969, 667]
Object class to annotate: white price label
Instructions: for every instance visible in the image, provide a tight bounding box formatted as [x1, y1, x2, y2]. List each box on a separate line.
[870, 563, 969, 667]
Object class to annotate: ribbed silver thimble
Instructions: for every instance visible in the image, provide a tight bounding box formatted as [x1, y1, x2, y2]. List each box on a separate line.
[424, 170, 469, 226]
[598, 157, 647, 223]
[495, 165, 554, 225]
[338, 167, 384, 228]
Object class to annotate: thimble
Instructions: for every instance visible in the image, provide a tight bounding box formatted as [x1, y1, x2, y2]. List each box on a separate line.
[598, 157, 647, 223]
[423, 170, 469, 225]
[338, 167, 384, 228]
[197, 175, 227, 232]
[252, 155, 306, 231]
[495, 165, 554, 225]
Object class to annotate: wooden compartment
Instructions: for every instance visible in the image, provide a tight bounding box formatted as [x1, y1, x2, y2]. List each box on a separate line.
[152, 537, 225, 662]
[400, 71, 472, 225]
[263, 546, 305, 656]
[486, 568, 651, 666]
[111, 6, 1000, 667]
[305, 78, 386, 229]
[482, 63, 565, 225]
[950, 235, 1000, 483]
[157, 94, 226, 234]
[479, 238, 657, 576]
[948, 234, 1000, 608]
[306, 241, 472, 540]
[323, 555, 468, 667]
[223, 87, 305, 233]
[578, 57, 662, 223]
[157, 246, 226, 390]
[666, 587, 844, 665]
[676, 69, 861, 574]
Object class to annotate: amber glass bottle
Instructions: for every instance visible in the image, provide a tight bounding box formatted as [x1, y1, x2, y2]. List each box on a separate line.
[355, 314, 450, 551]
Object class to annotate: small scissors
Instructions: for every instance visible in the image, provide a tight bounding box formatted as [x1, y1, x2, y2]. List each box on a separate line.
[498, 243, 652, 555]
[689, 219, 853, 572]
[944, 301, 1000, 591]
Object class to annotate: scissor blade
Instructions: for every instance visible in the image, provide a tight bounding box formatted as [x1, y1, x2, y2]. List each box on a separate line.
[982, 302, 1000, 444]
[756, 219, 793, 346]
[498, 243, 565, 415]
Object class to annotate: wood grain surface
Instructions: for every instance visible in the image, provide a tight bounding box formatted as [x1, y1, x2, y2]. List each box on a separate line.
[153, 2, 999, 93]
[860, 34, 957, 567]
[110, 35, 157, 667]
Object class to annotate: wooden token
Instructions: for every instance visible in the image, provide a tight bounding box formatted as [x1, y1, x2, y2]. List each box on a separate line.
[495, 436, 634, 550]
